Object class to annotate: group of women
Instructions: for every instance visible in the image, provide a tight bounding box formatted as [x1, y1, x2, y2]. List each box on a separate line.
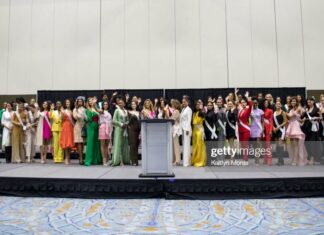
[186, 90, 324, 167]
[1, 90, 324, 167]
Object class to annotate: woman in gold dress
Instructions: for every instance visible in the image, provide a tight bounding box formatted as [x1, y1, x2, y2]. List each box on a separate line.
[191, 101, 207, 167]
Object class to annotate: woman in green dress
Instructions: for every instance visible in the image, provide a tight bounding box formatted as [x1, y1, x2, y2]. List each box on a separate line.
[84, 97, 102, 166]
[111, 98, 130, 166]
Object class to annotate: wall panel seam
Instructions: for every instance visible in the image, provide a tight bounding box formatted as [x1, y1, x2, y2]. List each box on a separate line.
[299, 0, 307, 88]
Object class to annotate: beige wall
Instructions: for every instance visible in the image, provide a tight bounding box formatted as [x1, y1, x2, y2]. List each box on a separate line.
[0, 0, 323, 94]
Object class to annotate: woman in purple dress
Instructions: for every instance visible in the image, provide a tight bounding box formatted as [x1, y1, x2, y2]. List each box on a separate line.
[250, 98, 264, 165]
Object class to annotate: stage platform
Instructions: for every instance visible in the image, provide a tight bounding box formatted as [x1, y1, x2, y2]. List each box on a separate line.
[0, 160, 323, 200]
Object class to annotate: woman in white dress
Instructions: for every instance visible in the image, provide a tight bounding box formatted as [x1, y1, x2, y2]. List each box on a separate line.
[25, 104, 39, 163]
[1, 103, 13, 163]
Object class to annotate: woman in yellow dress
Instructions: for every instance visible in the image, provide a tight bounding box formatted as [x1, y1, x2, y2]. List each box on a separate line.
[191, 101, 207, 167]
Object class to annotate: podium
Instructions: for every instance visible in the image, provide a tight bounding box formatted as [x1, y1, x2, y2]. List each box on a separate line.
[139, 119, 175, 178]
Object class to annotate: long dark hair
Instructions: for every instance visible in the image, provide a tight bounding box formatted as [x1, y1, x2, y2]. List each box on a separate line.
[157, 97, 167, 109]
[206, 101, 214, 113]
[63, 98, 74, 110]
[288, 96, 298, 112]
[305, 97, 316, 110]
[193, 101, 204, 118]
[262, 99, 270, 111]
[102, 101, 109, 111]
[40, 101, 51, 112]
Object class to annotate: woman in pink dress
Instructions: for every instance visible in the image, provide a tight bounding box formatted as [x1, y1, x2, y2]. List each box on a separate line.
[99, 101, 112, 166]
[36, 101, 52, 164]
[286, 97, 308, 166]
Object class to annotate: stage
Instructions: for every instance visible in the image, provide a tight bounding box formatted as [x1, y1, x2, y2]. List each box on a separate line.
[0, 160, 323, 200]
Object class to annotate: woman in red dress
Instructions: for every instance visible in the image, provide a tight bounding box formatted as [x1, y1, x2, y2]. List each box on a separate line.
[60, 99, 75, 165]
[237, 91, 252, 161]
[263, 99, 274, 165]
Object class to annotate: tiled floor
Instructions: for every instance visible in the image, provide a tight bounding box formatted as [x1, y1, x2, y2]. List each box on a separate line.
[0, 197, 323, 234]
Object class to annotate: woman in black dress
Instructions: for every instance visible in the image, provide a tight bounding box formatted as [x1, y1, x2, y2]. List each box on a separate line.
[273, 101, 288, 165]
[225, 100, 237, 157]
[204, 101, 217, 141]
[301, 97, 321, 164]
[128, 101, 141, 166]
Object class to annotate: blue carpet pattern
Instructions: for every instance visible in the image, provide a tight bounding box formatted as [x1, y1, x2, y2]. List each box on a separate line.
[0, 197, 323, 234]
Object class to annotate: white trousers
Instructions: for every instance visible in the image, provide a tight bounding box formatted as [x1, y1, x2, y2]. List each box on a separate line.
[182, 133, 191, 167]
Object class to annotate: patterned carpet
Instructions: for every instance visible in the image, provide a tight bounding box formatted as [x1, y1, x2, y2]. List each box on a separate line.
[0, 197, 323, 234]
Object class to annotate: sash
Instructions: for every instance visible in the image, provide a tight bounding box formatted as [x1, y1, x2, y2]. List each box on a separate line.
[264, 118, 271, 126]
[306, 111, 319, 132]
[15, 111, 27, 131]
[121, 109, 128, 137]
[218, 119, 226, 137]
[225, 111, 236, 131]
[44, 112, 51, 128]
[251, 109, 263, 132]
[239, 119, 250, 132]
[204, 120, 217, 139]
[142, 109, 154, 119]
[239, 109, 250, 132]
[273, 112, 285, 140]
[168, 107, 174, 116]
[28, 111, 34, 124]
[65, 110, 75, 127]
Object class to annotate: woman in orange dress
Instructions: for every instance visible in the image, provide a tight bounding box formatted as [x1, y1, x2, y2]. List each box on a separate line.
[60, 99, 75, 165]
